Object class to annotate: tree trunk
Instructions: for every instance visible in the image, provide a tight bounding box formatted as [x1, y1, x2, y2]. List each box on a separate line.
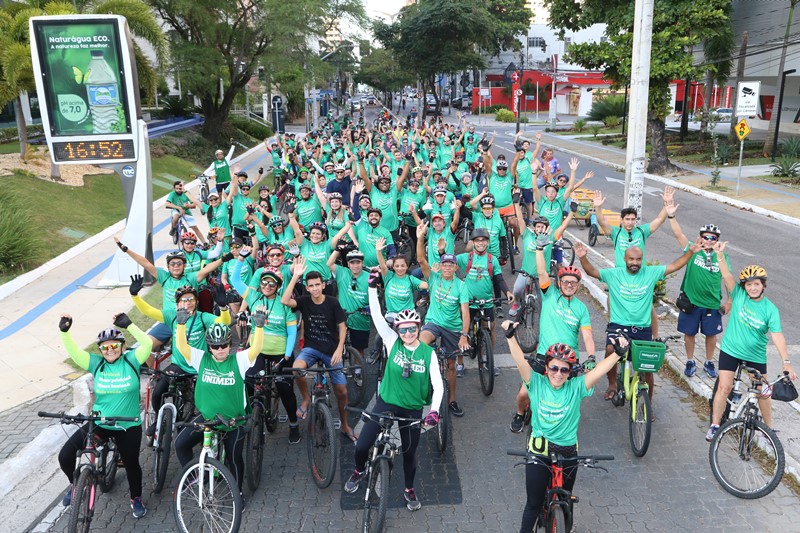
[763, 0, 798, 156]
[646, 114, 680, 175]
[700, 70, 713, 137]
[14, 96, 28, 161]
[420, 79, 427, 121]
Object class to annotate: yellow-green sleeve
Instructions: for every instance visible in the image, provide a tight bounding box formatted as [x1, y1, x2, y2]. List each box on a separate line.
[132, 294, 164, 323]
[215, 308, 231, 325]
[60, 331, 91, 370]
[127, 324, 153, 365]
[247, 326, 264, 363]
[174, 324, 190, 362]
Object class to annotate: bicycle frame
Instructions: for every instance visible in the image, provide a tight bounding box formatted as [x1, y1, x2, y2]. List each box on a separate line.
[196, 428, 222, 509]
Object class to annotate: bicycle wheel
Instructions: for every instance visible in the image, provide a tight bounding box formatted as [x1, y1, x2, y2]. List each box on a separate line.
[200, 184, 209, 204]
[588, 225, 598, 247]
[709, 417, 785, 499]
[477, 328, 494, 396]
[153, 410, 173, 493]
[506, 224, 517, 271]
[546, 503, 567, 533]
[396, 233, 414, 265]
[266, 390, 281, 433]
[68, 467, 93, 533]
[515, 304, 539, 354]
[99, 442, 118, 493]
[245, 403, 265, 492]
[344, 346, 367, 407]
[173, 456, 242, 533]
[306, 402, 337, 488]
[709, 378, 733, 425]
[362, 457, 390, 533]
[559, 237, 574, 266]
[437, 373, 450, 454]
[629, 388, 651, 457]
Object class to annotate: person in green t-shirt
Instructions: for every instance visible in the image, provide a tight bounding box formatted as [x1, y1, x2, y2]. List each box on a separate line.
[203, 143, 235, 194]
[470, 192, 506, 259]
[292, 182, 323, 228]
[57, 312, 152, 516]
[375, 237, 427, 313]
[707, 249, 796, 440]
[327, 249, 371, 354]
[199, 192, 232, 247]
[166, 180, 208, 245]
[503, 319, 628, 531]
[180, 231, 222, 274]
[511, 131, 542, 222]
[576, 238, 699, 404]
[354, 208, 396, 268]
[287, 216, 352, 286]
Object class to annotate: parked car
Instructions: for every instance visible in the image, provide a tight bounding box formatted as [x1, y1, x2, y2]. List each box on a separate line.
[349, 98, 362, 112]
[425, 95, 438, 114]
[450, 92, 473, 109]
[713, 107, 733, 121]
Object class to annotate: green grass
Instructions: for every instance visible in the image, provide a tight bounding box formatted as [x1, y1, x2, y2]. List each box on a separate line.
[754, 174, 800, 187]
[0, 141, 20, 154]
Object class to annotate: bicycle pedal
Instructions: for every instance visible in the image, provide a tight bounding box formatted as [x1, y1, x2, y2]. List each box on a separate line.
[278, 415, 288, 423]
[333, 418, 341, 430]
[570, 495, 579, 504]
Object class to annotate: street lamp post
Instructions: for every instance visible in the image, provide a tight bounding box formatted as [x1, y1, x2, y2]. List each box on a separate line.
[771, 68, 796, 161]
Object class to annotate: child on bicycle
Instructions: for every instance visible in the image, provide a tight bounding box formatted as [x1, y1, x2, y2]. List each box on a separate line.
[344, 275, 444, 511]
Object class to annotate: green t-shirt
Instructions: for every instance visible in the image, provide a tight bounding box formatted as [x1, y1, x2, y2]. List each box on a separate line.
[424, 271, 468, 331]
[537, 287, 591, 357]
[400, 188, 428, 227]
[334, 265, 370, 331]
[680, 248, 731, 310]
[88, 351, 142, 430]
[300, 239, 333, 281]
[200, 200, 232, 234]
[384, 271, 423, 313]
[456, 252, 501, 308]
[473, 211, 505, 256]
[213, 159, 231, 185]
[464, 138, 480, 163]
[516, 153, 534, 190]
[268, 228, 295, 263]
[157, 268, 201, 312]
[355, 222, 394, 268]
[610, 224, 652, 267]
[230, 193, 254, 229]
[379, 340, 434, 410]
[296, 196, 323, 227]
[162, 309, 217, 374]
[537, 196, 566, 231]
[488, 170, 514, 208]
[243, 291, 297, 355]
[167, 190, 194, 215]
[459, 181, 480, 207]
[223, 255, 254, 286]
[370, 188, 400, 232]
[424, 199, 455, 225]
[600, 264, 666, 327]
[719, 285, 782, 365]
[426, 227, 455, 265]
[182, 249, 210, 275]
[519, 230, 552, 278]
[249, 264, 293, 296]
[189, 347, 253, 425]
[526, 374, 593, 448]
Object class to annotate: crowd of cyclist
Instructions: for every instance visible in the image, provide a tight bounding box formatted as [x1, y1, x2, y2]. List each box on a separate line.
[55, 105, 795, 531]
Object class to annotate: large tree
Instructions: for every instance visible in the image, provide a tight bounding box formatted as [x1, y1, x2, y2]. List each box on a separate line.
[354, 47, 415, 106]
[546, 0, 732, 175]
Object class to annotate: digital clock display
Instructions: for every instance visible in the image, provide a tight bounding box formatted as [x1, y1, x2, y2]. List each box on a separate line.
[52, 140, 135, 162]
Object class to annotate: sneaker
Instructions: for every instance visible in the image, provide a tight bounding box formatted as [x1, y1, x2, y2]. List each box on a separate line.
[145, 423, 156, 437]
[684, 359, 696, 377]
[705, 424, 720, 442]
[344, 469, 366, 493]
[448, 401, 464, 417]
[169, 226, 176, 236]
[131, 497, 147, 519]
[404, 488, 422, 511]
[62, 484, 73, 507]
[513, 246, 521, 255]
[456, 364, 465, 377]
[496, 307, 505, 319]
[510, 413, 525, 434]
[509, 304, 520, 318]
[288, 425, 301, 444]
[704, 360, 718, 379]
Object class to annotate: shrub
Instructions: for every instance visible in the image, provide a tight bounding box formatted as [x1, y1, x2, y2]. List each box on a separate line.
[229, 117, 273, 140]
[573, 118, 587, 132]
[589, 124, 602, 137]
[769, 157, 800, 178]
[0, 187, 43, 274]
[520, 117, 529, 123]
[495, 109, 516, 122]
[604, 115, 621, 128]
[484, 104, 509, 114]
[587, 95, 626, 122]
[780, 136, 800, 159]
[160, 96, 194, 118]
[0, 125, 45, 143]
[715, 143, 732, 165]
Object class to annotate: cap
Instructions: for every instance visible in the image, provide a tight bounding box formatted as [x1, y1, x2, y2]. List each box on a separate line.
[431, 213, 445, 221]
[440, 254, 457, 264]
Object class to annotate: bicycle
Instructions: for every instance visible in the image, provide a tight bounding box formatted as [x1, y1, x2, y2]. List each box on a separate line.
[344, 323, 369, 407]
[142, 343, 173, 444]
[173, 415, 247, 533]
[507, 449, 614, 533]
[549, 236, 575, 277]
[196, 173, 211, 204]
[346, 407, 424, 533]
[707, 362, 788, 499]
[455, 216, 473, 247]
[172, 212, 191, 245]
[39, 411, 136, 533]
[430, 344, 452, 455]
[511, 269, 540, 353]
[140, 367, 196, 493]
[243, 369, 285, 492]
[468, 297, 504, 396]
[395, 214, 415, 265]
[499, 213, 517, 271]
[609, 330, 670, 457]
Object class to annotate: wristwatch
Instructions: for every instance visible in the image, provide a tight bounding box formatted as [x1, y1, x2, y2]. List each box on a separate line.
[460, 331, 469, 337]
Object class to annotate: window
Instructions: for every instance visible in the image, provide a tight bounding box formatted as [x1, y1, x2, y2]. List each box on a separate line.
[564, 37, 572, 45]
[600, 36, 608, 43]
[528, 37, 546, 49]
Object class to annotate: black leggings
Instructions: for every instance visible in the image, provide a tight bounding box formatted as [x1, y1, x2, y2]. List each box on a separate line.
[246, 353, 298, 424]
[520, 455, 578, 532]
[353, 397, 422, 490]
[174, 414, 248, 491]
[58, 423, 143, 499]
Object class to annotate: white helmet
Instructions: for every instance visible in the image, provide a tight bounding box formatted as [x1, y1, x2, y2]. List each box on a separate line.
[394, 308, 421, 325]
[334, 163, 346, 172]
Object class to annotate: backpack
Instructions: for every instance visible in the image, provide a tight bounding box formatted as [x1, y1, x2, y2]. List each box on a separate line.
[465, 251, 493, 278]
[613, 226, 646, 249]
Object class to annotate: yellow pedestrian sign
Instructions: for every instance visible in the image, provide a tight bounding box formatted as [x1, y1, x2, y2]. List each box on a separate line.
[736, 119, 751, 141]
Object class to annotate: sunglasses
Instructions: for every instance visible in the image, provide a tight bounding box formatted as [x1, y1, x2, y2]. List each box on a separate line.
[183, 240, 197, 245]
[100, 342, 122, 352]
[209, 343, 230, 350]
[168, 261, 184, 267]
[548, 365, 571, 375]
[702, 235, 718, 241]
[180, 296, 196, 302]
[398, 326, 418, 334]
[560, 280, 579, 286]
[260, 279, 278, 287]
[231, 244, 242, 249]
[268, 253, 283, 258]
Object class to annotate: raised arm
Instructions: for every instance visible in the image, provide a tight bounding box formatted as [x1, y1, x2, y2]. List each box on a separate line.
[114, 238, 157, 277]
[368, 286, 397, 345]
[287, 215, 305, 245]
[375, 237, 389, 276]
[416, 222, 431, 279]
[574, 241, 601, 280]
[553, 210, 575, 241]
[592, 191, 613, 235]
[281, 256, 305, 308]
[714, 241, 736, 293]
[664, 199, 688, 248]
[58, 315, 90, 370]
[647, 186, 674, 233]
[330, 220, 353, 249]
[665, 237, 702, 276]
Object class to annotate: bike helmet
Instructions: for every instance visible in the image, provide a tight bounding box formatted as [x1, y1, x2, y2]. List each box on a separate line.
[412, 166, 423, 174]
[738, 265, 767, 287]
[545, 343, 577, 365]
[346, 250, 365, 262]
[558, 266, 582, 282]
[268, 216, 284, 228]
[236, 171, 248, 178]
[260, 268, 283, 287]
[367, 207, 383, 217]
[96, 327, 125, 346]
[299, 166, 309, 174]
[307, 221, 328, 236]
[471, 228, 490, 241]
[329, 192, 343, 201]
[180, 232, 197, 242]
[433, 186, 447, 196]
[174, 284, 199, 302]
[259, 185, 270, 192]
[267, 243, 285, 254]
[699, 223, 721, 236]
[395, 308, 421, 325]
[165, 251, 186, 264]
[544, 180, 558, 190]
[299, 182, 312, 191]
[479, 195, 496, 206]
[432, 169, 443, 177]
[532, 216, 550, 228]
[205, 323, 232, 346]
[241, 181, 252, 190]
[323, 161, 334, 168]
[461, 172, 472, 182]
[455, 150, 465, 158]
[334, 164, 346, 172]
[496, 160, 509, 170]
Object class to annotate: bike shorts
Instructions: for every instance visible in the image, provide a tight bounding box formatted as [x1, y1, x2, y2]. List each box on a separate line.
[349, 328, 370, 351]
[498, 205, 516, 217]
[677, 306, 723, 337]
[469, 306, 495, 323]
[605, 323, 652, 347]
[421, 323, 460, 359]
[295, 347, 346, 385]
[718, 350, 767, 374]
[520, 188, 533, 205]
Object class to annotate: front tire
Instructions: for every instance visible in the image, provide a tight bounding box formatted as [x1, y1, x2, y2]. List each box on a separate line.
[515, 304, 539, 354]
[152, 411, 173, 493]
[436, 373, 450, 454]
[559, 237, 574, 266]
[173, 457, 242, 533]
[307, 402, 337, 488]
[629, 388, 652, 457]
[344, 347, 367, 407]
[245, 403, 265, 492]
[68, 467, 93, 533]
[99, 442, 118, 493]
[477, 328, 494, 396]
[362, 457, 390, 533]
[547, 503, 567, 533]
[506, 224, 517, 272]
[588, 225, 598, 247]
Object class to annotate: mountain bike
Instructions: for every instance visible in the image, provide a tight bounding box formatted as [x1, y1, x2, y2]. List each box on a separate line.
[499, 213, 517, 271]
[708, 362, 788, 499]
[468, 297, 504, 396]
[507, 450, 614, 533]
[344, 327, 368, 407]
[346, 407, 424, 533]
[196, 173, 211, 204]
[142, 343, 173, 444]
[243, 369, 285, 492]
[549, 237, 575, 277]
[140, 367, 196, 493]
[511, 269, 540, 353]
[455, 216, 473, 246]
[431, 345, 451, 455]
[39, 411, 137, 533]
[173, 415, 247, 533]
[395, 215, 415, 265]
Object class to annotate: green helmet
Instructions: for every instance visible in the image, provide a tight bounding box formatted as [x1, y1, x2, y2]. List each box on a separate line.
[205, 323, 232, 346]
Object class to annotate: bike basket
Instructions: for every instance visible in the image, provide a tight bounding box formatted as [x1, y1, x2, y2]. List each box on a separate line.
[576, 202, 591, 217]
[630, 340, 666, 373]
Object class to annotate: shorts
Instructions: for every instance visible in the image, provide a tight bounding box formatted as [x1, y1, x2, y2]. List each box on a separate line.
[421, 323, 461, 359]
[605, 323, 652, 347]
[469, 306, 495, 323]
[520, 188, 533, 205]
[173, 211, 197, 226]
[295, 347, 346, 385]
[150, 321, 173, 343]
[215, 182, 229, 194]
[498, 205, 516, 217]
[349, 328, 370, 351]
[718, 349, 767, 375]
[677, 307, 723, 337]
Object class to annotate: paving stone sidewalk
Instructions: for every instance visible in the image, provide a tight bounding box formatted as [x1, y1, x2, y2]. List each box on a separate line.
[0, 386, 73, 466]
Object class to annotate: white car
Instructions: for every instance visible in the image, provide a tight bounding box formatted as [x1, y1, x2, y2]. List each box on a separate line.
[713, 108, 733, 122]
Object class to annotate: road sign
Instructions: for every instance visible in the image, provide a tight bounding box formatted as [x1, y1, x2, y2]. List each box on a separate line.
[479, 88, 490, 96]
[511, 71, 519, 83]
[736, 119, 751, 141]
[515, 89, 523, 96]
[736, 81, 760, 117]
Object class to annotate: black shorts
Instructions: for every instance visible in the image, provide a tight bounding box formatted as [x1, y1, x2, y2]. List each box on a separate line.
[605, 323, 652, 347]
[349, 328, 370, 351]
[469, 306, 495, 323]
[718, 350, 767, 374]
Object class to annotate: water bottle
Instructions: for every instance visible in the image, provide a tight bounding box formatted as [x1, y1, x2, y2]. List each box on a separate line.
[731, 380, 742, 404]
[85, 50, 120, 133]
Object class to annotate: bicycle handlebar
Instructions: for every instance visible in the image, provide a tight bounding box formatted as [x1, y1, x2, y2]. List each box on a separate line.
[175, 414, 249, 430]
[140, 367, 195, 380]
[38, 411, 139, 424]
[346, 406, 423, 426]
[507, 450, 615, 463]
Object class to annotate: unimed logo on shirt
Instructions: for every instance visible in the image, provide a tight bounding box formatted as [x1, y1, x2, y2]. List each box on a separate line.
[201, 369, 235, 386]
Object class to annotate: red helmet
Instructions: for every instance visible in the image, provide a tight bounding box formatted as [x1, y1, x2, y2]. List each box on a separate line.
[181, 232, 197, 242]
[545, 343, 577, 365]
[558, 266, 582, 282]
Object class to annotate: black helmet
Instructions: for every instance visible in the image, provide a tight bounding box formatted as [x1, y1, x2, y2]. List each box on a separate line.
[205, 323, 232, 346]
[471, 228, 490, 241]
[96, 327, 125, 346]
[166, 251, 186, 264]
[174, 284, 199, 302]
[532, 216, 550, 228]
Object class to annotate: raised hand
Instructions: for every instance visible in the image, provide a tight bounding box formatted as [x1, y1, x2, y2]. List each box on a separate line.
[573, 241, 588, 258]
[664, 199, 679, 218]
[129, 274, 144, 296]
[583, 170, 594, 181]
[59, 315, 73, 332]
[416, 221, 429, 238]
[592, 190, 605, 208]
[113, 312, 132, 329]
[688, 236, 704, 253]
[534, 131, 542, 141]
[293, 255, 307, 277]
[375, 237, 386, 251]
[252, 306, 268, 328]
[661, 185, 675, 204]
[568, 157, 579, 171]
[713, 240, 728, 254]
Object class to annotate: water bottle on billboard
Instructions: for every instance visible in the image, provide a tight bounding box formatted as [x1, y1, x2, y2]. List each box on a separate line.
[85, 50, 119, 133]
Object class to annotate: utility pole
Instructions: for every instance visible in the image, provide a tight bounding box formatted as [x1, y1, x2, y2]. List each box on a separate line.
[728, 31, 748, 140]
[624, 0, 654, 216]
[764, 0, 799, 156]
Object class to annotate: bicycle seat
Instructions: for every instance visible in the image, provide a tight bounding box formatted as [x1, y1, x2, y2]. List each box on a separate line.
[385, 313, 397, 326]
